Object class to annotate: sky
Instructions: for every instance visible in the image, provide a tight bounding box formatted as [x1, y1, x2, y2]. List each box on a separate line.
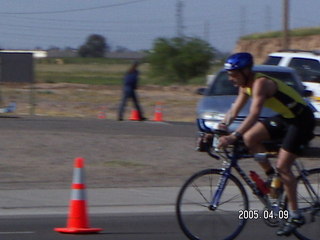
[0, 0, 319, 53]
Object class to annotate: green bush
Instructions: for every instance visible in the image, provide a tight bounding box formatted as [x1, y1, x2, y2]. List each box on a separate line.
[148, 37, 215, 84]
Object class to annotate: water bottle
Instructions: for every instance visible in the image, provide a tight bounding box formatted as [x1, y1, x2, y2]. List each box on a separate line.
[269, 174, 282, 198]
[249, 171, 270, 195]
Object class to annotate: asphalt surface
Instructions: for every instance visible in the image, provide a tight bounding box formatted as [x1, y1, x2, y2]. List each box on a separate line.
[0, 214, 300, 240]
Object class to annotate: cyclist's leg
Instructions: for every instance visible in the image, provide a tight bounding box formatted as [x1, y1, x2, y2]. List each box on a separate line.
[276, 149, 297, 210]
[279, 115, 315, 213]
[276, 117, 314, 236]
[243, 121, 270, 151]
[276, 149, 306, 236]
[243, 121, 273, 173]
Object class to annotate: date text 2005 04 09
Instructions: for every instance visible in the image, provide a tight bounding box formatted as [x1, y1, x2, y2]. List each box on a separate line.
[238, 209, 289, 220]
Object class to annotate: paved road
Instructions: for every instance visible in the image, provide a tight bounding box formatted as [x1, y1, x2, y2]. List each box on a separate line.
[0, 214, 301, 240]
[0, 116, 197, 137]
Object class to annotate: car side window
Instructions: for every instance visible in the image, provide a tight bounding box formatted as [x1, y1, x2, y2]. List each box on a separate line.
[288, 58, 320, 83]
[264, 56, 281, 65]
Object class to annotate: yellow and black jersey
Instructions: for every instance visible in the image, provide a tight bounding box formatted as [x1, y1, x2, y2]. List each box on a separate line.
[246, 73, 307, 119]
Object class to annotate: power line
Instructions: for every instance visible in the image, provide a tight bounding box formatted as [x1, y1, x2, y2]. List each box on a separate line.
[5, 15, 164, 25]
[0, 0, 151, 15]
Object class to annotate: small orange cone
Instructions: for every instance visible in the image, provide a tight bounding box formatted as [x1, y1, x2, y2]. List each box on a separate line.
[153, 102, 163, 122]
[129, 109, 141, 121]
[97, 106, 107, 119]
[54, 157, 103, 234]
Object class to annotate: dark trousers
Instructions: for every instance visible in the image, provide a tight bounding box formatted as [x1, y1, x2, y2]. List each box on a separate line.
[118, 89, 144, 120]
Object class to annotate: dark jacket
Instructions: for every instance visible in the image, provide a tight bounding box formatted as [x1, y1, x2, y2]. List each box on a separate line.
[124, 70, 139, 91]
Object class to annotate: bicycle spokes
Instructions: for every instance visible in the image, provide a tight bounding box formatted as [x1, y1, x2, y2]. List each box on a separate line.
[176, 169, 248, 240]
[292, 168, 320, 240]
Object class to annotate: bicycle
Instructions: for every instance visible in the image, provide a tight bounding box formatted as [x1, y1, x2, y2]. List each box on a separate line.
[176, 125, 320, 240]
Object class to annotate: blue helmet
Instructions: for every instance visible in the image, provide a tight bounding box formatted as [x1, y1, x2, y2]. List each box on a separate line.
[224, 52, 253, 71]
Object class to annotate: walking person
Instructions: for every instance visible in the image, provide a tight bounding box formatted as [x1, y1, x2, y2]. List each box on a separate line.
[118, 61, 146, 121]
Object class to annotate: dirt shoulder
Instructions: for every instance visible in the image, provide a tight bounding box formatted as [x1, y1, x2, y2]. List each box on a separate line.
[1, 83, 203, 122]
[0, 117, 318, 190]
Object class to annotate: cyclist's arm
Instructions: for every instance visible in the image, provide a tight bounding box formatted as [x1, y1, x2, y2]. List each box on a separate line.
[222, 88, 249, 126]
[218, 78, 273, 148]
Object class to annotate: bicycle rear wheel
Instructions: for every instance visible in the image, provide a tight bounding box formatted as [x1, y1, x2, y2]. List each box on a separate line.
[293, 168, 320, 240]
[176, 169, 249, 240]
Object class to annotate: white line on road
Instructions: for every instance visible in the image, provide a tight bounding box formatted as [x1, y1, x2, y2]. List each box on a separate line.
[0, 231, 34, 234]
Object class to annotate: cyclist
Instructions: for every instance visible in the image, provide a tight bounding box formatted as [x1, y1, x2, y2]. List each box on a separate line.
[217, 52, 315, 236]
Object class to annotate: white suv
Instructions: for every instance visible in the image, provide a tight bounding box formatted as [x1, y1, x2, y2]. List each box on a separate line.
[264, 50, 320, 118]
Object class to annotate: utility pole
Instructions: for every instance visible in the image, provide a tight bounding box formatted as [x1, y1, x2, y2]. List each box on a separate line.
[283, 0, 290, 49]
[176, 0, 184, 38]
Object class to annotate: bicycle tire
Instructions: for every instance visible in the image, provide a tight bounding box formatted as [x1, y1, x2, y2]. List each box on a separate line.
[176, 168, 249, 240]
[290, 168, 320, 240]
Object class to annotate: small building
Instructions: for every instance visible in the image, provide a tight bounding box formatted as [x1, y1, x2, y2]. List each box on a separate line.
[0, 50, 47, 58]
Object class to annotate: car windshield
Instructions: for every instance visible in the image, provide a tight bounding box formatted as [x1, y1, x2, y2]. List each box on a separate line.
[206, 70, 300, 96]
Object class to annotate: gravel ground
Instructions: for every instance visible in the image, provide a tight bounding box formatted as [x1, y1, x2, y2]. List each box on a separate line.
[0, 117, 318, 190]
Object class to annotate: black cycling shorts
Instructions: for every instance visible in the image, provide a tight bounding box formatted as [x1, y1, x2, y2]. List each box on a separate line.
[260, 107, 315, 155]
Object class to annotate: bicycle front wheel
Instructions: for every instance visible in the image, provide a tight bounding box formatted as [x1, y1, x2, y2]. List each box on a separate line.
[293, 168, 320, 240]
[176, 169, 249, 240]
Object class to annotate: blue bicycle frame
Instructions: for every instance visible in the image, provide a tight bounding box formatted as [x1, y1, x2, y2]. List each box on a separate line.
[210, 143, 271, 210]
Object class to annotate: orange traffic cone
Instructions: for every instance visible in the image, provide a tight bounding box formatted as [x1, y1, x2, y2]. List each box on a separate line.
[129, 109, 141, 121]
[97, 106, 107, 119]
[54, 157, 103, 234]
[153, 102, 163, 122]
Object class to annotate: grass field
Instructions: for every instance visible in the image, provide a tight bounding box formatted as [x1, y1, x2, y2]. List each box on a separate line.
[35, 57, 221, 86]
[35, 58, 148, 85]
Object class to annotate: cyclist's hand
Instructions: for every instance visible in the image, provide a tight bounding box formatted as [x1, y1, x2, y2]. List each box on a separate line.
[217, 134, 237, 148]
[217, 122, 228, 131]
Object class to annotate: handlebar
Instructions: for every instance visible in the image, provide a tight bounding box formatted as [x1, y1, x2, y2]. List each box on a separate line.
[197, 119, 280, 160]
[210, 129, 229, 136]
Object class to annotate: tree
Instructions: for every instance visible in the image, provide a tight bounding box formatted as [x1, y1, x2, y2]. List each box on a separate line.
[148, 37, 215, 83]
[78, 34, 109, 58]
